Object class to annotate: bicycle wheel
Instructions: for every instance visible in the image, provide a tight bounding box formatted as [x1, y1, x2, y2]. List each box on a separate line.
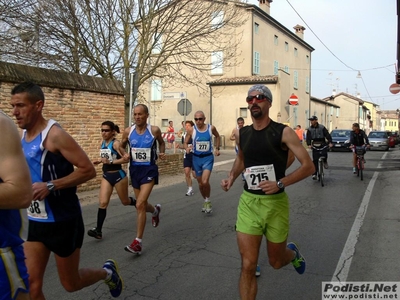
[359, 159, 364, 181]
[319, 159, 324, 187]
[356, 158, 360, 177]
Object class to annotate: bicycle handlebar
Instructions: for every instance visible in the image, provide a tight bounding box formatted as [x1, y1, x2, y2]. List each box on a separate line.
[311, 145, 329, 151]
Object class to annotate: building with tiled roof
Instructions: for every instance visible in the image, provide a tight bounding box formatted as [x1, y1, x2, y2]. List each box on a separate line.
[140, 0, 315, 146]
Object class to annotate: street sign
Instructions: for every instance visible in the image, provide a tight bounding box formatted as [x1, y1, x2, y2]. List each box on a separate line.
[389, 83, 400, 94]
[177, 98, 192, 116]
[288, 93, 299, 105]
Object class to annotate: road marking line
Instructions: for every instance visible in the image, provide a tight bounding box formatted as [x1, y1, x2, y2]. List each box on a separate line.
[331, 152, 387, 282]
[214, 159, 235, 167]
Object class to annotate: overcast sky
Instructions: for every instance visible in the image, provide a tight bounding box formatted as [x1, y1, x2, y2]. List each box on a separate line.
[248, 0, 398, 110]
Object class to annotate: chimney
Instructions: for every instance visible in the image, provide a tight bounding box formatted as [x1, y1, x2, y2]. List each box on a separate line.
[293, 24, 306, 40]
[259, 0, 273, 15]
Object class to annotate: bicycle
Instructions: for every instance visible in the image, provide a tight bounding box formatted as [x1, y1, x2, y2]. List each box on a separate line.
[354, 146, 366, 181]
[311, 143, 329, 187]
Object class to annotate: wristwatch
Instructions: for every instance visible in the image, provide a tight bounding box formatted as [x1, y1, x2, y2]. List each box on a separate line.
[46, 181, 55, 192]
[276, 180, 285, 189]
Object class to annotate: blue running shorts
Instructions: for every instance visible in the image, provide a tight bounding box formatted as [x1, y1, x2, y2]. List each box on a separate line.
[0, 245, 29, 300]
[103, 170, 127, 186]
[192, 154, 214, 177]
[129, 165, 159, 189]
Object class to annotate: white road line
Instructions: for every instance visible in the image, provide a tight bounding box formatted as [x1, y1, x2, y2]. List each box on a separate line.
[214, 159, 235, 167]
[331, 152, 387, 283]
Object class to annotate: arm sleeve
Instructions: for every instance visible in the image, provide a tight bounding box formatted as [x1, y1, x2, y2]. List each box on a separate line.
[306, 130, 311, 146]
[323, 127, 332, 143]
[363, 131, 369, 144]
[349, 132, 355, 145]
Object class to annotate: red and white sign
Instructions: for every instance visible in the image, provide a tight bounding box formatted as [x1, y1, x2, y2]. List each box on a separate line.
[288, 93, 299, 105]
[389, 83, 400, 94]
[162, 133, 175, 139]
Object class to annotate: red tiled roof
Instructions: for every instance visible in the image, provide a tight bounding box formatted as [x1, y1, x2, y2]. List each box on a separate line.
[207, 75, 278, 86]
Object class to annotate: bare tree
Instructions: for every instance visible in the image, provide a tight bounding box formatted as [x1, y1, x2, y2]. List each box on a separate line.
[0, 0, 248, 123]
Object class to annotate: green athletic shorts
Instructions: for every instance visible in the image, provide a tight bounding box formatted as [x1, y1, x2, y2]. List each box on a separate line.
[236, 190, 289, 243]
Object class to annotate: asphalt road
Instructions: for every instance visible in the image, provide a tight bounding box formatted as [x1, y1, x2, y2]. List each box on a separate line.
[41, 147, 400, 299]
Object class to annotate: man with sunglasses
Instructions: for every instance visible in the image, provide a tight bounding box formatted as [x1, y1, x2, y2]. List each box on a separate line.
[184, 111, 220, 213]
[221, 85, 314, 300]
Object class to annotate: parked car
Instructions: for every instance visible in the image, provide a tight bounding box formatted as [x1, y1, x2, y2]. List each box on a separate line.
[392, 132, 400, 145]
[386, 131, 397, 147]
[330, 129, 352, 151]
[368, 131, 390, 151]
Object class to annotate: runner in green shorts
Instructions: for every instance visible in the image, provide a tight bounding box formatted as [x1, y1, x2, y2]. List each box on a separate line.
[236, 190, 289, 243]
[221, 84, 314, 300]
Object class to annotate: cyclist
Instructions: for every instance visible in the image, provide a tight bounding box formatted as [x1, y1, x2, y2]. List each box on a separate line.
[349, 123, 370, 174]
[306, 116, 333, 180]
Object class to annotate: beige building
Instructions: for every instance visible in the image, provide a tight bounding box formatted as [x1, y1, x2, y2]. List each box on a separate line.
[309, 96, 340, 131]
[323, 92, 370, 131]
[380, 110, 399, 132]
[140, 0, 314, 148]
[362, 100, 380, 133]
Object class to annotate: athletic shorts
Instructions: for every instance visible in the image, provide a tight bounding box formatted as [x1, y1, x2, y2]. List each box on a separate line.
[27, 214, 84, 258]
[130, 165, 159, 189]
[0, 245, 29, 300]
[192, 154, 214, 177]
[236, 190, 289, 243]
[183, 153, 193, 169]
[103, 170, 126, 186]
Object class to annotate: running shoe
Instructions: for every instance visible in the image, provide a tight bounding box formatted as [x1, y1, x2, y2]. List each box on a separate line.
[152, 204, 161, 227]
[185, 188, 194, 196]
[124, 239, 142, 255]
[324, 161, 329, 169]
[205, 201, 212, 214]
[353, 167, 357, 174]
[202, 202, 207, 212]
[87, 228, 102, 239]
[103, 259, 123, 298]
[312, 175, 317, 180]
[287, 242, 306, 274]
[255, 265, 261, 277]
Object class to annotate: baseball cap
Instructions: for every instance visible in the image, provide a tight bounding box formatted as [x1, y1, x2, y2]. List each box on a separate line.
[248, 85, 273, 103]
[308, 116, 318, 121]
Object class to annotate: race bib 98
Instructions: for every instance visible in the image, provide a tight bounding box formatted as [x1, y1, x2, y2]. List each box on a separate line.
[27, 200, 48, 219]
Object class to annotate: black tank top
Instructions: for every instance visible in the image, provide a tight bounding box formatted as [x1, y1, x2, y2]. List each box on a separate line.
[240, 120, 288, 195]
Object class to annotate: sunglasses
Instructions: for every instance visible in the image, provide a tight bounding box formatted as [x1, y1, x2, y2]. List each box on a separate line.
[194, 118, 204, 121]
[246, 94, 268, 103]
[101, 129, 111, 132]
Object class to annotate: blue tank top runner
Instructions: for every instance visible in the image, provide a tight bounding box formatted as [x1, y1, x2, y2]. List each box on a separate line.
[21, 120, 80, 223]
[192, 124, 213, 156]
[128, 124, 157, 166]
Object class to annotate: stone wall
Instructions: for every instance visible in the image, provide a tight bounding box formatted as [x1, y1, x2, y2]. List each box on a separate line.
[0, 61, 183, 191]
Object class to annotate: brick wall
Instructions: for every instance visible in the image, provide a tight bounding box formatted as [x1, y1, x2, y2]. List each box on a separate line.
[0, 61, 183, 191]
[157, 153, 184, 176]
